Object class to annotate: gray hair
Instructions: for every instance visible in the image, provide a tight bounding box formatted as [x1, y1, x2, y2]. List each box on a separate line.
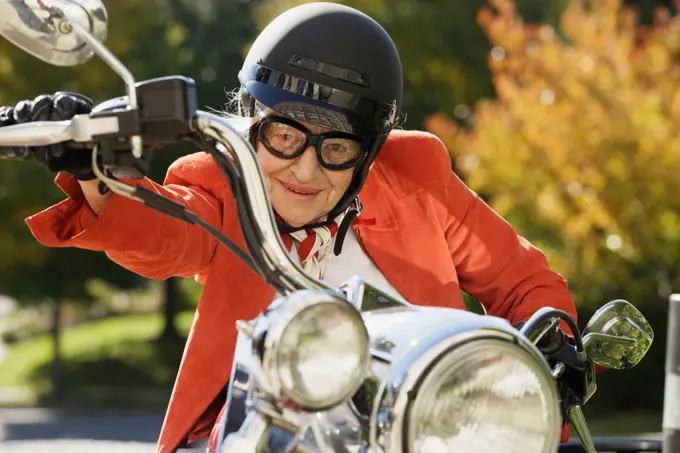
[219, 88, 271, 137]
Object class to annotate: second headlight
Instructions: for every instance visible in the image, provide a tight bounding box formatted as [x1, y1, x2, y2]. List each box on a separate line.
[368, 324, 561, 453]
[407, 338, 561, 453]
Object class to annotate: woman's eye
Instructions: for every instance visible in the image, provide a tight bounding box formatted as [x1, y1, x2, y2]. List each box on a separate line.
[270, 131, 301, 148]
[328, 143, 348, 153]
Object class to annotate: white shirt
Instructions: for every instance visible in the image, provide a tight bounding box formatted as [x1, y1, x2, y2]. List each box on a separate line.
[288, 227, 403, 300]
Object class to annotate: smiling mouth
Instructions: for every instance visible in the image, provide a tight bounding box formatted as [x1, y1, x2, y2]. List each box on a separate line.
[279, 180, 321, 196]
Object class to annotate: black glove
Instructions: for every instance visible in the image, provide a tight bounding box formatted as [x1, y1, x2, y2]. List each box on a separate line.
[0, 105, 32, 160]
[0, 92, 97, 180]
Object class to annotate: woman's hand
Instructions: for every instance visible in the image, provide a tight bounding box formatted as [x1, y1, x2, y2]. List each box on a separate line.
[78, 179, 111, 216]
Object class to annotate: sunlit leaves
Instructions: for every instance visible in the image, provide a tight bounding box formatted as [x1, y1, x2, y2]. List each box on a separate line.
[428, 0, 680, 304]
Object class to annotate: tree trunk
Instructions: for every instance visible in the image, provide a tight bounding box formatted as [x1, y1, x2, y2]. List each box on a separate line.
[159, 278, 182, 341]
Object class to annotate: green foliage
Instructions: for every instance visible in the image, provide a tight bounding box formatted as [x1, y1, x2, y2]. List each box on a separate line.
[253, 0, 565, 128]
[0, 0, 261, 305]
[0, 312, 194, 403]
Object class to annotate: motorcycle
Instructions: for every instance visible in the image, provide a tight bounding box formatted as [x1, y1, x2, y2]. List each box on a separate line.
[0, 1, 664, 452]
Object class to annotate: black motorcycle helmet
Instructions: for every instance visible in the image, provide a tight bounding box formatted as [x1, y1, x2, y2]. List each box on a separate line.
[238, 2, 403, 240]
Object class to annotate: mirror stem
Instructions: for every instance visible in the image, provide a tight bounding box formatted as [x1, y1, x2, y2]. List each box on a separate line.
[69, 22, 137, 109]
[568, 405, 598, 453]
[69, 21, 143, 158]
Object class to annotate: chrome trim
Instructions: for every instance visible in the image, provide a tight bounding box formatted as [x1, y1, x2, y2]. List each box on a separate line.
[362, 305, 499, 363]
[67, 18, 141, 155]
[253, 289, 370, 411]
[582, 332, 636, 350]
[340, 276, 409, 312]
[366, 312, 559, 453]
[220, 410, 301, 453]
[0, 0, 108, 66]
[0, 114, 120, 147]
[0, 120, 72, 146]
[522, 315, 561, 345]
[70, 21, 137, 110]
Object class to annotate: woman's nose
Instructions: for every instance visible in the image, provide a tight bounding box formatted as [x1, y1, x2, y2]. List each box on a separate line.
[289, 146, 321, 182]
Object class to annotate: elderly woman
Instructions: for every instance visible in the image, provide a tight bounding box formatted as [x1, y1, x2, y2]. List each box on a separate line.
[1, 2, 576, 452]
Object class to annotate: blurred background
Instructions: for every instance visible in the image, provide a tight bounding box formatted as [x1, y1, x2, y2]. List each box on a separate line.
[0, 0, 678, 450]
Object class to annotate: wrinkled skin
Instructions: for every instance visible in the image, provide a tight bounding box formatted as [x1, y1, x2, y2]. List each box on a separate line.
[255, 113, 355, 227]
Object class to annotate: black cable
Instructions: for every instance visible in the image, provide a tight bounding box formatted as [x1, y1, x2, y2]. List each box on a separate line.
[190, 130, 301, 294]
[132, 183, 257, 273]
[194, 216, 256, 271]
[1, 122, 290, 291]
[189, 131, 276, 282]
[521, 308, 584, 353]
[0, 132, 261, 274]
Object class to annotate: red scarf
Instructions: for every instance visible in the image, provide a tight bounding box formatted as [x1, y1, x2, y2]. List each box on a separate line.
[279, 219, 341, 279]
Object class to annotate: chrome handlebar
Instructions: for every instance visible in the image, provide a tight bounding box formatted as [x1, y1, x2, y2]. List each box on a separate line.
[0, 110, 335, 298]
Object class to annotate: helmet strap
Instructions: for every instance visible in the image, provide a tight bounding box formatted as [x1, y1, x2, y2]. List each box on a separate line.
[333, 197, 362, 256]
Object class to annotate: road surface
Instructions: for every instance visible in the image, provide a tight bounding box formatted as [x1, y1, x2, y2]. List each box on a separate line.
[0, 408, 163, 453]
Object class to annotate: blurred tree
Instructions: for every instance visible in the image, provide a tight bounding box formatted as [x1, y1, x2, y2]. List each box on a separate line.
[0, 0, 166, 395]
[253, 0, 565, 129]
[0, 0, 262, 377]
[426, 0, 680, 308]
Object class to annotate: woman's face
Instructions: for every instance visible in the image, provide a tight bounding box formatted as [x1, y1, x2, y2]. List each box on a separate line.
[256, 113, 356, 227]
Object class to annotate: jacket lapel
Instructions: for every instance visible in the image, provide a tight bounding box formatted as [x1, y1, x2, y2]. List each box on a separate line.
[354, 164, 464, 310]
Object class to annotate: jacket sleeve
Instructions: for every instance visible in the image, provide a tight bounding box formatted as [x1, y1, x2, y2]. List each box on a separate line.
[429, 137, 577, 326]
[25, 152, 226, 281]
[421, 135, 574, 442]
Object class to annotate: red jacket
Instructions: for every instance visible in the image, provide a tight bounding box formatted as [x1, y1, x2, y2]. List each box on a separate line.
[25, 129, 576, 452]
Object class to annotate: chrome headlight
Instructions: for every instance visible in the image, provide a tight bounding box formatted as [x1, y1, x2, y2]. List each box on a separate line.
[255, 289, 370, 411]
[371, 329, 561, 453]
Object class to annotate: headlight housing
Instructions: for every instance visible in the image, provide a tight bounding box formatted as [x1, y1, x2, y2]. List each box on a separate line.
[370, 329, 561, 453]
[255, 289, 370, 411]
[409, 339, 561, 453]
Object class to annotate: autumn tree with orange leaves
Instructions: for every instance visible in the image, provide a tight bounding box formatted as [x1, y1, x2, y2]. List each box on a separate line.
[428, 0, 680, 307]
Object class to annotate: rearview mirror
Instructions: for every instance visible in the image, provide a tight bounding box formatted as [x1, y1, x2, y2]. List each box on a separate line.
[0, 0, 107, 66]
[582, 299, 653, 370]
